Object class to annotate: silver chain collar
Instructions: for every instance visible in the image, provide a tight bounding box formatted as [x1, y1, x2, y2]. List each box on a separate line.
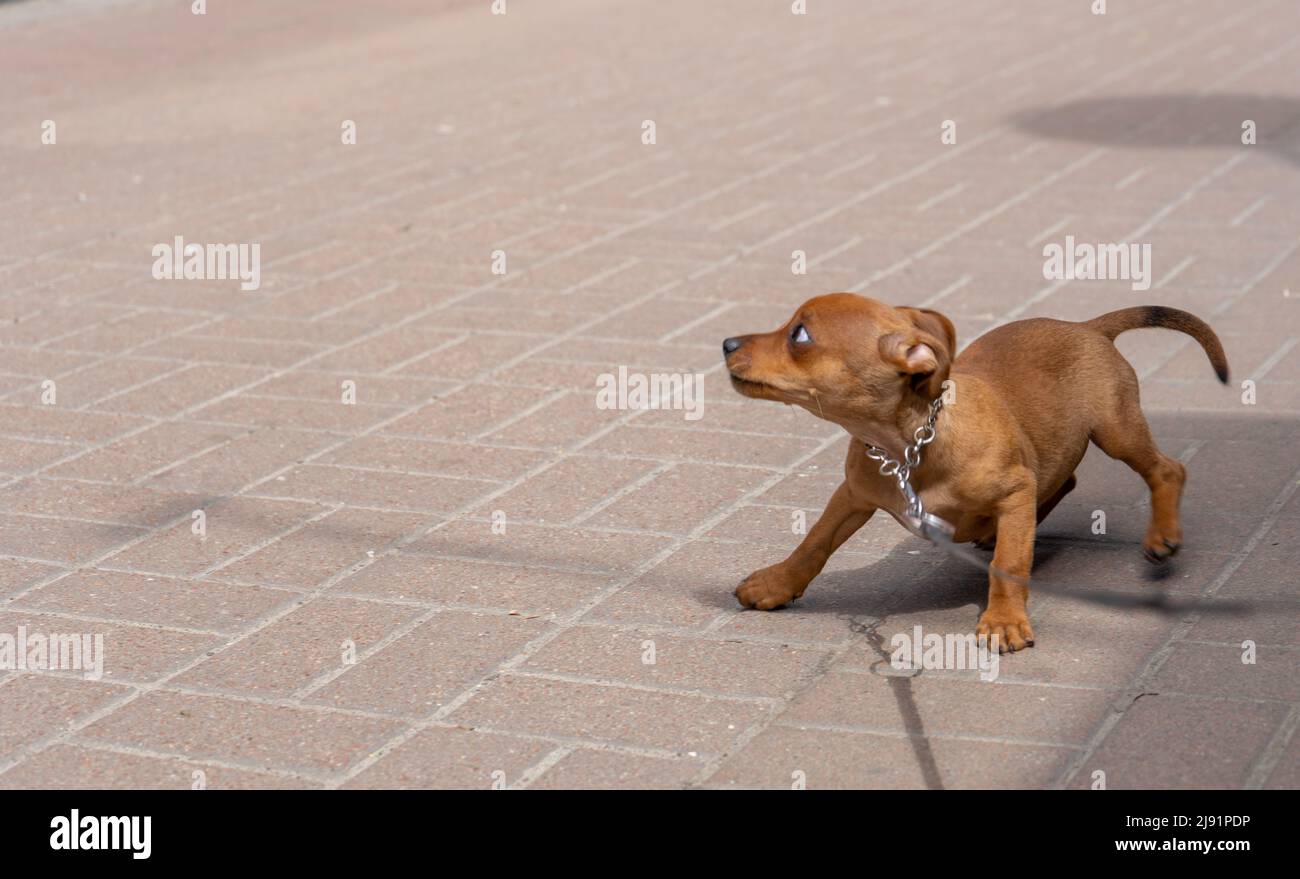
[863, 396, 952, 538]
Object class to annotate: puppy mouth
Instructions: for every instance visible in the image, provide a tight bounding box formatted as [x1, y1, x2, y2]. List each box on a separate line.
[728, 373, 777, 398]
[728, 372, 797, 403]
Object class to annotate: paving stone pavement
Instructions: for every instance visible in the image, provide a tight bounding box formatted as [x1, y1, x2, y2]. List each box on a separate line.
[0, 0, 1296, 789]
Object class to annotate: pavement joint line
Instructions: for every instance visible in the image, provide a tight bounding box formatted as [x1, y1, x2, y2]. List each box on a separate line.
[708, 202, 776, 233]
[6, 226, 681, 569]
[72, 362, 198, 413]
[0, 607, 236, 640]
[1138, 236, 1300, 381]
[770, 719, 1086, 751]
[1249, 336, 1297, 383]
[61, 736, 333, 787]
[3, 134, 878, 777]
[1154, 255, 1197, 290]
[128, 434, 253, 488]
[915, 183, 967, 213]
[656, 300, 737, 343]
[290, 603, 445, 701]
[500, 669, 785, 706]
[301, 279, 401, 326]
[1114, 168, 1148, 191]
[558, 256, 642, 296]
[1053, 458, 1300, 788]
[688, 620, 863, 787]
[5, 0, 1294, 790]
[831, 665, 1116, 693]
[628, 171, 689, 199]
[434, 722, 711, 764]
[820, 152, 878, 182]
[1244, 705, 1299, 789]
[918, 275, 973, 309]
[1229, 194, 1272, 228]
[329, 428, 847, 787]
[192, 505, 345, 580]
[800, 0, 1248, 288]
[807, 235, 865, 269]
[470, 388, 572, 442]
[852, 149, 1108, 292]
[510, 747, 573, 790]
[566, 460, 677, 528]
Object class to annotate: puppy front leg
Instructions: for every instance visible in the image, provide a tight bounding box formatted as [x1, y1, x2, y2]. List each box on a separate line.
[736, 481, 874, 610]
[978, 487, 1037, 653]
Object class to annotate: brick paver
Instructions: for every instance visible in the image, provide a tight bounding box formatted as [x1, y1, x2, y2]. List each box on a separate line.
[0, 0, 1296, 789]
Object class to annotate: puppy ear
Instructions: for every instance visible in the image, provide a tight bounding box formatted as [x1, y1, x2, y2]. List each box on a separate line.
[898, 307, 956, 360]
[879, 307, 956, 399]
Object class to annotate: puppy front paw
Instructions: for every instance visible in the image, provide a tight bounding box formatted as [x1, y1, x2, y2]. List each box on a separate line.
[735, 565, 805, 610]
[976, 610, 1035, 653]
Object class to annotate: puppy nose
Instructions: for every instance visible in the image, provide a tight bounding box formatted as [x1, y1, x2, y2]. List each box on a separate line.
[722, 337, 744, 355]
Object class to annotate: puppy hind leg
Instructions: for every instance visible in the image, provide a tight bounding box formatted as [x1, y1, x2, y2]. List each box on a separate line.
[1089, 416, 1185, 563]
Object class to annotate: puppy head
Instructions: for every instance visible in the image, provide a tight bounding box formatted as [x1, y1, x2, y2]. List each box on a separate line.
[722, 293, 955, 425]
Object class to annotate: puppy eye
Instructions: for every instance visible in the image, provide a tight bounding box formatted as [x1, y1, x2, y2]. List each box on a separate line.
[791, 324, 812, 344]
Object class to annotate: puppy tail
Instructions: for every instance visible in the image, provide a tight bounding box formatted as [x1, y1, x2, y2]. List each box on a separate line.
[1087, 305, 1230, 384]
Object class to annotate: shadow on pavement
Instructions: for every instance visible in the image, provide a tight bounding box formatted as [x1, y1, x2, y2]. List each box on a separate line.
[1011, 93, 1300, 166]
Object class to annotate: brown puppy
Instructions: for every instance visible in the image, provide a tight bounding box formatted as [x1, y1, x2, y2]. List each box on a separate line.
[722, 294, 1228, 652]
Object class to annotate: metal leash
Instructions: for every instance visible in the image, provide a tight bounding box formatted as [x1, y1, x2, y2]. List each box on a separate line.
[864, 396, 954, 543]
[863, 399, 1254, 614]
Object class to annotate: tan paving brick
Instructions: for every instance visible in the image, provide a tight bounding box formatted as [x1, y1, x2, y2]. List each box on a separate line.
[381, 384, 555, 441]
[1065, 696, 1288, 790]
[308, 611, 552, 717]
[1150, 642, 1300, 703]
[0, 437, 81, 475]
[0, 743, 312, 789]
[0, 675, 130, 762]
[20, 570, 295, 635]
[147, 426, 342, 495]
[585, 462, 784, 534]
[176, 596, 421, 697]
[0, 512, 144, 565]
[529, 748, 704, 790]
[523, 625, 827, 698]
[475, 455, 659, 524]
[0, 608, 220, 682]
[406, 519, 668, 575]
[0, 558, 65, 599]
[91, 364, 273, 417]
[590, 423, 821, 470]
[343, 726, 553, 790]
[451, 674, 769, 754]
[46, 421, 241, 484]
[100, 496, 323, 577]
[190, 394, 404, 433]
[332, 552, 613, 615]
[80, 690, 407, 775]
[320, 435, 549, 481]
[215, 508, 427, 589]
[0, 405, 147, 444]
[709, 725, 1073, 789]
[0, 478, 202, 528]
[254, 463, 494, 514]
[784, 670, 1115, 746]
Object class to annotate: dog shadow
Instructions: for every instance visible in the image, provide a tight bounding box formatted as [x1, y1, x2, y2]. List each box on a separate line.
[1010, 93, 1300, 167]
[696, 532, 1205, 791]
